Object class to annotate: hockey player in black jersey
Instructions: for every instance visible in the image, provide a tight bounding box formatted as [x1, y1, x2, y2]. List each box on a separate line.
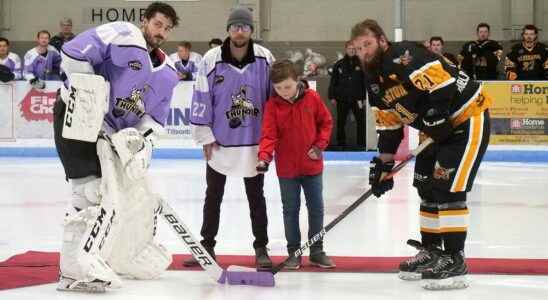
[458, 23, 503, 80]
[351, 19, 492, 290]
[505, 24, 548, 80]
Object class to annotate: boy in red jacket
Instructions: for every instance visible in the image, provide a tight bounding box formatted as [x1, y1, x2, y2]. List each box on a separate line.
[257, 60, 334, 269]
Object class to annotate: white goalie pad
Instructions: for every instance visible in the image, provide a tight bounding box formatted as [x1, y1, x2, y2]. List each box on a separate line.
[59, 205, 122, 289]
[96, 136, 171, 279]
[62, 73, 109, 142]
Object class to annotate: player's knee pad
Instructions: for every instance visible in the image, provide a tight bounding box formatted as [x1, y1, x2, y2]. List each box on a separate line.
[60, 205, 121, 288]
[71, 176, 101, 210]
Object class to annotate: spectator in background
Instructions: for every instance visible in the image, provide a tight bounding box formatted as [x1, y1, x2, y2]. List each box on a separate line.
[23, 30, 62, 89]
[170, 41, 203, 64]
[328, 41, 366, 148]
[208, 38, 223, 49]
[429, 36, 458, 66]
[505, 24, 548, 80]
[50, 18, 76, 51]
[0, 37, 22, 80]
[171, 41, 198, 81]
[458, 23, 503, 80]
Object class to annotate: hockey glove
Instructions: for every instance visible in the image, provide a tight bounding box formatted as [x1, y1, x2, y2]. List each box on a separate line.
[111, 128, 153, 181]
[29, 77, 46, 90]
[422, 108, 452, 143]
[125, 137, 153, 181]
[0, 64, 14, 82]
[369, 157, 395, 197]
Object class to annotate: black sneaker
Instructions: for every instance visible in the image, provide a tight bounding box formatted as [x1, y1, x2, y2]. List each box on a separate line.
[183, 246, 216, 267]
[309, 251, 336, 269]
[398, 239, 442, 281]
[283, 255, 302, 270]
[421, 251, 469, 290]
[255, 247, 273, 271]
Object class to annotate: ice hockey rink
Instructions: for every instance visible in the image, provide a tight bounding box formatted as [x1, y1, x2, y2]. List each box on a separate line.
[1, 154, 548, 300]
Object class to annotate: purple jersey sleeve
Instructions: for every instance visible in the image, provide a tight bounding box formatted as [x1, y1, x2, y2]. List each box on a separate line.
[190, 55, 216, 126]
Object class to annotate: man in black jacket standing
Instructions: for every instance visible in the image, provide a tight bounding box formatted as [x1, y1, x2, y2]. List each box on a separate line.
[328, 41, 366, 148]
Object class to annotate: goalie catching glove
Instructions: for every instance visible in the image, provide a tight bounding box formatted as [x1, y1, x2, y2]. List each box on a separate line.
[110, 114, 165, 181]
[110, 128, 153, 182]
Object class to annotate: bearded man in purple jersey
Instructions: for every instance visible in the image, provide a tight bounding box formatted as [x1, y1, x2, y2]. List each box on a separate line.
[53, 2, 179, 293]
[184, 6, 275, 271]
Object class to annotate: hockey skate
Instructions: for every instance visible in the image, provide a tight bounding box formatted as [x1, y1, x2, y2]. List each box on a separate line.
[421, 251, 469, 290]
[57, 276, 111, 293]
[398, 239, 441, 281]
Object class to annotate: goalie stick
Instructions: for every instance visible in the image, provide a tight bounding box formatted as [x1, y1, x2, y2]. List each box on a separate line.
[271, 138, 434, 274]
[159, 199, 275, 286]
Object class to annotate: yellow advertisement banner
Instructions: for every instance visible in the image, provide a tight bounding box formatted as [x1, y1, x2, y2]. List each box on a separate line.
[482, 81, 548, 144]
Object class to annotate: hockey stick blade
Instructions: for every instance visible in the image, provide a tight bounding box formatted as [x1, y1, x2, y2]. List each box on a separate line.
[271, 138, 434, 274]
[160, 199, 275, 286]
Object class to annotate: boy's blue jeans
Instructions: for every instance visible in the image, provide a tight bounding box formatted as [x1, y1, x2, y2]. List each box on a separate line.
[278, 173, 324, 254]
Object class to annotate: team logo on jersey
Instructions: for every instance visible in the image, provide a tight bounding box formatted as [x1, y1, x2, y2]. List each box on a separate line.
[214, 75, 225, 85]
[113, 87, 145, 118]
[433, 161, 455, 181]
[128, 60, 142, 71]
[414, 172, 429, 183]
[226, 85, 259, 128]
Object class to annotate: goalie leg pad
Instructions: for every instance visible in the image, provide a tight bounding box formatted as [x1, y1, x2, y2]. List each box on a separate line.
[59, 206, 122, 289]
[121, 242, 172, 280]
[71, 176, 102, 209]
[105, 183, 172, 279]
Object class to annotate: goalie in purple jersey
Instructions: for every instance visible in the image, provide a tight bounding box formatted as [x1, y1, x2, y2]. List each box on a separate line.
[53, 2, 179, 293]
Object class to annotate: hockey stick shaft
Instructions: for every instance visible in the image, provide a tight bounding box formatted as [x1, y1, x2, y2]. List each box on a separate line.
[159, 199, 225, 282]
[271, 138, 434, 274]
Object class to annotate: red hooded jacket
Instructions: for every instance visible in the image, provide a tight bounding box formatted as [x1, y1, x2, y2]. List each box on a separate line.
[258, 88, 333, 178]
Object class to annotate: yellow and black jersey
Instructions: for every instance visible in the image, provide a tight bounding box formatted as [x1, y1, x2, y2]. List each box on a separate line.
[365, 41, 492, 154]
[458, 40, 503, 80]
[505, 42, 548, 80]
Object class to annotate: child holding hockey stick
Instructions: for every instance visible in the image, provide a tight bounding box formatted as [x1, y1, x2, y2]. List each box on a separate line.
[257, 60, 335, 270]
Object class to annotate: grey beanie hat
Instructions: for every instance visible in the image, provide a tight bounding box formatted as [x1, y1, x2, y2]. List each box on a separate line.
[227, 6, 254, 31]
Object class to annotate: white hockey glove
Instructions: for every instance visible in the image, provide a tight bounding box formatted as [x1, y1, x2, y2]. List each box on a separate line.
[110, 128, 153, 182]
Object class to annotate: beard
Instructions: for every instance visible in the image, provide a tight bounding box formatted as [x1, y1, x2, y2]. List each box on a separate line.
[144, 28, 164, 49]
[362, 46, 384, 72]
[231, 38, 249, 49]
[146, 36, 164, 49]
